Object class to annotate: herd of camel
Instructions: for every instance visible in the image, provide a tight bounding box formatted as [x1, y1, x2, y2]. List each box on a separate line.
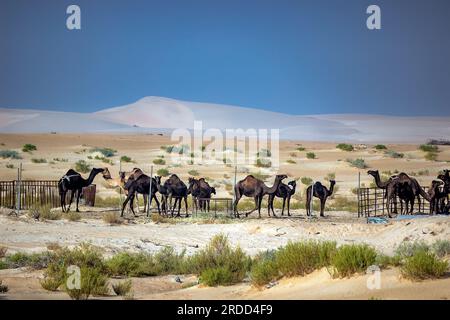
[57, 166, 449, 219]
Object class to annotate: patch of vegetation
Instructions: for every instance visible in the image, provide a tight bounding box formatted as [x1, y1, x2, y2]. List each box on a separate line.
[157, 168, 170, 177]
[112, 279, 132, 296]
[95, 196, 121, 207]
[255, 158, 272, 168]
[256, 149, 272, 157]
[102, 158, 113, 165]
[395, 241, 430, 259]
[75, 160, 91, 173]
[419, 144, 438, 153]
[2, 251, 53, 269]
[0, 247, 6, 258]
[347, 158, 367, 169]
[424, 152, 438, 161]
[374, 144, 387, 150]
[120, 156, 132, 163]
[296, 147, 305, 151]
[31, 158, 47, 163]
[0, 280, 8, 293]
[300, 177, 313, 186]
[6, 164, 14, 169]
[330, 244, 377, 278]
[153, 158, 166, 165]
[431, 240, 450, 258]
[306, 152, 316, 159]
[325, 172, 335, 181]
[22, 144, 37, 152]
[53, 158, 68, 162]
[90, 147, 117, 157]
[102, 212, 122, 225]
[385, 150, 404, 159]
[65, 211, 82, 222]
[329, 197, 358, 212]
[0, 150, 21, 159]
[188, 170, 199, 176]
[401, 251, 448, 280]
[336, 143, 354, 152]
[286, 159, 296, 164]
[30, 204, 62, 221]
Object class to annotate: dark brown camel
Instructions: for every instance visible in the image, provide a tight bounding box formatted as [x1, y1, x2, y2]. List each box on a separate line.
[121, 173, 160, 217]
[155, 176, 169, 216]
[428, 180, 446, 214]
[268, 180, 297, 216]
[188, 178, 216, 212]
[367, 170, 402, 213]
[437, 170, 449, 211]
[58, 167, 110, 212]
[233, 174, 287, 218]
[305, 180, 335, 217]
[163, 174, 189, 217]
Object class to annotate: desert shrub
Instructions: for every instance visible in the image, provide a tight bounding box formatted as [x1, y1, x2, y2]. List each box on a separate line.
[431, 240, 450, 258]
[329, 197, 358, 212]
[154, 247, 186, 275]
[250, 252, 279, 287]
[188, 170, 199, 176]
[331, 244, 377, 278]
[200, 267, 234, 286]
[35, 204, 62, 220]
[64, 266, 109, 300]
[102, 158, 113, 165]
[375, 254, 402, 268]
[157, 168, 170, 177]
[90, 147, 116, 157]
[276, 241, 337, 277]
[31, 158, 47, 163]
[286, 159, 296, 164]
[6, 164, 14, 169]
[424, 152, 438, 161]
[395, 241, 429, 259]
[22, 144, 37, 152]
[53, 158, 68, 162]
[0, 247, 6, 258]
[401, 251, 448, 280]
[336, 143, 354, 152]
[257, 149, 272, 157]
[120, 155, 132, 163]
[0, 280, 8, 293]
[102, 212, 122, 225]
[347, 158, 367, 169]
[65, 211, 82, 222]
[300, 177, 313, 186]
[306, 152, 316, 159]
[0, 150, 21, 159]
[296, 147, 306, 151]
[419, 144, 438, 153]
[289, 152, 298, 157]
[75, 160, 90, 173]
[186, 234, 251, 286]
[153, 158, 166, 165]
[112, 279, 132, 296]
[3, 251, 53, 269]
[106, 252, 157, 277]
[255, 158, 272, 168]
[385, 150, 404, 159]
[95, 197, 120, 207]
[40, 277, 62, 291]
[374, 144, 387, 150]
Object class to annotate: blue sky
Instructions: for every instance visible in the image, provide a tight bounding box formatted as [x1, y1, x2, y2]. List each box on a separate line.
[1, 0, 449, 115]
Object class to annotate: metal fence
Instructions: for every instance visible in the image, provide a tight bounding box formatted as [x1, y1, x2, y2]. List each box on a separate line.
[358, 186, 431, 217]
[193, 197, 233, 217]
[0, 180, 96, 210]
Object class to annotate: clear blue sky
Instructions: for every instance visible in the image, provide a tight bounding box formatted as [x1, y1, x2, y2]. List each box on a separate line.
[1, 0, 449, 115]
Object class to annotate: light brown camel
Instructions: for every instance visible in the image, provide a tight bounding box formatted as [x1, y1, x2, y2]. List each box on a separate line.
[103, 168, 145, 212]
[428, 180, 446, 214]
[233, 174, 287, 218]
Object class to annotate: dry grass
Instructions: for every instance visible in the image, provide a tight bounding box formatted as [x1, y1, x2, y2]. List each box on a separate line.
[102, 212, 122, 225]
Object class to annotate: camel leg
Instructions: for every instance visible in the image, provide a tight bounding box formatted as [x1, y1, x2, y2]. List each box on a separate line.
[233, 188, 242, 218]
[257, 196, 263, 219]
[287, 195, 291, 216]
[153, 194, 161, 215]
[281, 197, 286, 216]
[75, 189, 83, 212]
[67, 190, 75, 212]
[60, 191, 66, 212]
[320, 197, 326, 217]
[306, 188, 311, 216]
[184, 196, 189, 217]
[177, 198, 182, 217]
[121, 194, 131, 217]
[267, 194, 273, 217]
[129, 193, 137, 217]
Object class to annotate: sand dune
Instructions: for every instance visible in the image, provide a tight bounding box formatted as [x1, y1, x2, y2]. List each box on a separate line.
[1, 96, 449, 142]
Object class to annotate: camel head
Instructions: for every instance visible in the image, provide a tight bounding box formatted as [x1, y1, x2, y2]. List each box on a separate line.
[211, 187, 216, 195]
[288, 180, 296, 190]
[329, 180, 336, 186]
[101, 168, 112, 180]
[431, 180, 444, 188]
[275, 174, 288, 181]
[367, 170, 379, 177]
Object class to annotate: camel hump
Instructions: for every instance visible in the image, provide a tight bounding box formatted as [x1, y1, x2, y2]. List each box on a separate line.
[66, 169, 81, 176]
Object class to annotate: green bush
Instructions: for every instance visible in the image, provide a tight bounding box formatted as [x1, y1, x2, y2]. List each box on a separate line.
[331, 244, 377, 278]
[153, 158, 166, 165]
[286, 159, 296, 164]
[22, 144, 37, 152]
[65, 211, 82, 222]
[157, 168, 170, 177]
[250, 251, 279, 287]
[424, 152, 438, 161]
[419, 144, 438, 153]
[347, 158, 367, 169]
[255, 158, 272, 168]
[395, 241, 429, 259]
[385, 150, 404, 159]
[75, 160, 91, 173]
[201, 267, 234, 286]
[90, 147, 116, 157]
[336, 143, 354, 152]
[306, 152, 316, 159]
[120, 156, 132, 163]
[0, 150, 21, 159]
[3, 251, 53, 269]
[374, 144, 387, 150]
[106, 252, 157, 277]
[296, 147, 306, 151]
[6, 164, 14, 169]
[188, 170, 199, 176]
[300, 177, 313, 186]
[401, 251, 448, 280]
[431, 240, 450, 258]
[112, 279, 132, 296]
[31, 158, 47, 163]
[34, 204, 62, 221]
[64, 266, 109, 300]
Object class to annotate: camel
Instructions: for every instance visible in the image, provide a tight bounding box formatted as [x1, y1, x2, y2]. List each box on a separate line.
[102, 168, 144, 212]
[428, 180, 446, 214]
[233, 174, 287, 218]
[268, 180, 297, 216]
[58, 167, 110, 212]
[437, 170, 450, 210]
[305, 180, 335, 217]
[155, 176, 169, 216]
[121, 172, 160, 217]
[163, 174, 189, 217]
[188, 178, 216, 212]
[385, 173, 430, 216]
[367, 170, 402, 213]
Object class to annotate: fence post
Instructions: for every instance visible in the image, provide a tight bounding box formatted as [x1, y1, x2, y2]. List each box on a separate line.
[232, 166, 237, 218]
[119, 160, 122, 211]
[357, 171, 361, 218]
[16, 163, 22, 213]
[147, 165, 153, 217]
[310, 181, 314, 217]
